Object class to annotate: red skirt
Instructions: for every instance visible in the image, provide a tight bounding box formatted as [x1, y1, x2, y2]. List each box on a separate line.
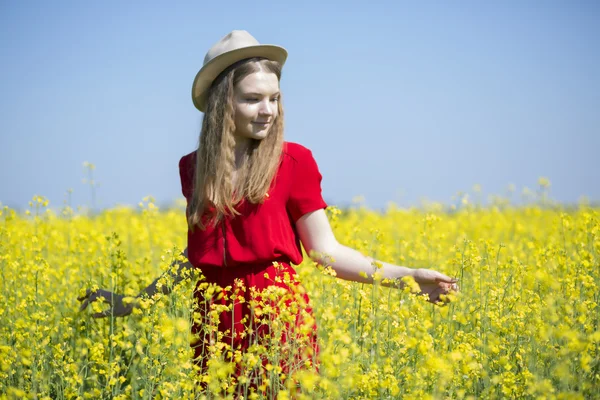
[189, 260, 319, 389]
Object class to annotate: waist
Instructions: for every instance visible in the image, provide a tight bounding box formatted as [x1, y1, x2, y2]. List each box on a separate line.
[195, 258, 294, 285]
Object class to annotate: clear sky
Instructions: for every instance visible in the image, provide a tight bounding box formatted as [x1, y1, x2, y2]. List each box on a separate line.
[1, 1, 598, 212]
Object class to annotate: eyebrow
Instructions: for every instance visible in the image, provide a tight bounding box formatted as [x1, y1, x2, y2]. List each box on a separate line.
[243, 91, 280, 97]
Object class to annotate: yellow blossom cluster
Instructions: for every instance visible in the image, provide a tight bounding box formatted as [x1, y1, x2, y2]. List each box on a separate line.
[0, 196, 598, 399]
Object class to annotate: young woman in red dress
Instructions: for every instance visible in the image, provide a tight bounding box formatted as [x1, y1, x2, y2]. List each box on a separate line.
[78, 30, 459, 394]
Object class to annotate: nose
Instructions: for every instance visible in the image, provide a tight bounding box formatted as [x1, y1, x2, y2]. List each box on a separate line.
[258, 99, 275, 117]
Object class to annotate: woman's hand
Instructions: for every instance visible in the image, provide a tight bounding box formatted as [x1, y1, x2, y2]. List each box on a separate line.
[77, 288, 136, 318]
[411, 268, 459, 305]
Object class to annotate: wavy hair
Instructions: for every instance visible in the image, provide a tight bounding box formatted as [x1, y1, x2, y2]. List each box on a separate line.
[188, 57, 284, 231]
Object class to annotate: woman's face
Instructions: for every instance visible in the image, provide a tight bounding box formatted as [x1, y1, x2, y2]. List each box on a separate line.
[232, 71, 280, 141]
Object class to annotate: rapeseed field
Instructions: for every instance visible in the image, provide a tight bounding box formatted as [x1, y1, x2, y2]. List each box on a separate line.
[0, 190, 598, 399]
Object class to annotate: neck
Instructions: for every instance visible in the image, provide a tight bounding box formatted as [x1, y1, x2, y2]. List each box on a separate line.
[233, 136, 251, 169]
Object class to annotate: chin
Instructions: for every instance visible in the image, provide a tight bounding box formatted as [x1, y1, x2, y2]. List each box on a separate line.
[249, 128, 270, 140]
[236, 124, 272, 141]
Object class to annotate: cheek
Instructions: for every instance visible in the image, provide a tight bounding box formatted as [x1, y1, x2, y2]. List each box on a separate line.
[233, 107, 248, 126]
[235, 106, 254, 123]
[234, 108, 257, 134]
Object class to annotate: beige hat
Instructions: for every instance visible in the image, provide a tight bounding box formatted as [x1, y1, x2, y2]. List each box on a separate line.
[191, 30, 288, 112]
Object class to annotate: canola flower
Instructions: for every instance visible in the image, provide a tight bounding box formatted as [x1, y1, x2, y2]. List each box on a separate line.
[0, 193, 599, 399]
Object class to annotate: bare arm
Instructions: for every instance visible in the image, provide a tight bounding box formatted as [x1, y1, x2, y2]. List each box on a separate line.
[295, 210, 458, 302]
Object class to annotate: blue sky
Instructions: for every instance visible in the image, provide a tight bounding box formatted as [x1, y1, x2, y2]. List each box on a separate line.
[1, 1, 598, 212]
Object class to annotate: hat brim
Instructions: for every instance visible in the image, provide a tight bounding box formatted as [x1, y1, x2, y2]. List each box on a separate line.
[192, 44, 288, 112]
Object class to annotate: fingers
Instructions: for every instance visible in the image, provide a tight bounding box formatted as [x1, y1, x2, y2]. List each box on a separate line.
[79, 295, 110, 318]
[430, 286, 446, 304]
[422, 281, 460, 305]
[77, 289, 115, 315]
[77, 288, 91, 302]
[434, 273, 459, 284]
[92, 310, 111, 319]
[437, 282, 460, 296]
[78, 289, 92, 312]
[440, 281, 460, 292]
[94, 290, 113, 305]
[414, 269, 458, 284]
[79, 298, 89, 312]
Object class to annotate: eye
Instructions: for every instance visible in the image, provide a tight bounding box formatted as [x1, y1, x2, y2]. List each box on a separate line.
[245, 98, 258, 102]
[271, 97, 279, 102]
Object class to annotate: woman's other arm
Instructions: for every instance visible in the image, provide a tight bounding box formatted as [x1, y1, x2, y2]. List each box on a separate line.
[78, 247, 195, 318]
[137, 247, 195, 299]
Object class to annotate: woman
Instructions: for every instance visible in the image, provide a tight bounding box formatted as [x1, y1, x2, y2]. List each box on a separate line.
[78, 30, 459, 392]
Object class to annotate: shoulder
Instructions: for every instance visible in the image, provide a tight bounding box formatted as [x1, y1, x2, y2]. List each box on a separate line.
[281, 142, 323, 182]
[179, 150, 197, 165]
[179, 150, 197, 170]
[179, 150, 197, 189]
[282, 141, 316, 164]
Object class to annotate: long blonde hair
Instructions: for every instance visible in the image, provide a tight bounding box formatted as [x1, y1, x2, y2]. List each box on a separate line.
[188, 57, 284, 231]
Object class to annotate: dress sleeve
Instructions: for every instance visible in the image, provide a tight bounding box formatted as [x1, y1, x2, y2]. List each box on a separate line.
[287, 147, 328, 222]
[178, 154, 194, 200]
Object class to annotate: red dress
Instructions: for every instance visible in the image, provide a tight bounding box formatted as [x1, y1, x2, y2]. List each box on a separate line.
[178, 142, 327, 384]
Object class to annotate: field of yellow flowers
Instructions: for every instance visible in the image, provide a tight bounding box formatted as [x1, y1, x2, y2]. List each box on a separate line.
[0, 192, 598, 399]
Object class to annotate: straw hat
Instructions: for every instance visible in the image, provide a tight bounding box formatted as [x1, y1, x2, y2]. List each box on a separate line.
[191, 30, 288, 112]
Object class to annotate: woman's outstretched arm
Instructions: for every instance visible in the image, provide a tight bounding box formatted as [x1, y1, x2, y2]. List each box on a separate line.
[295, 209, 458, 303]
